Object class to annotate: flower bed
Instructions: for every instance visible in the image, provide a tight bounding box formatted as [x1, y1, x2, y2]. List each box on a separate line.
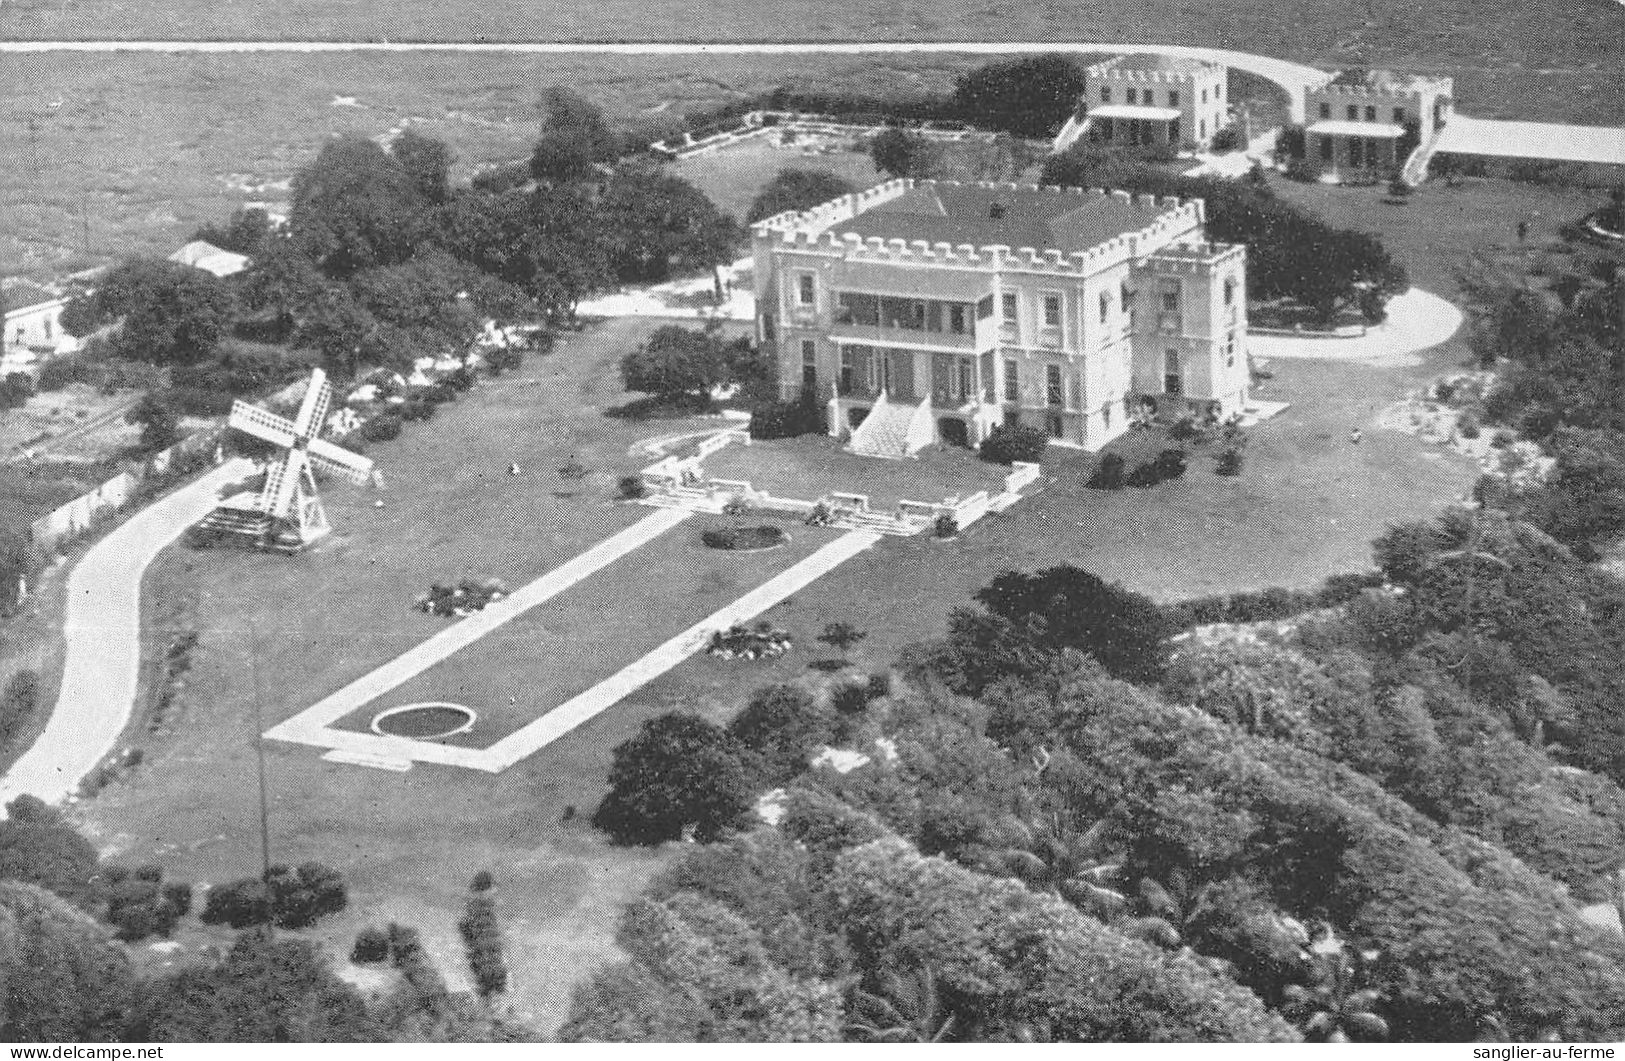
[414, 578, 509, 618]
[707, 622, 792, 661]
[700, 525, 789, 551]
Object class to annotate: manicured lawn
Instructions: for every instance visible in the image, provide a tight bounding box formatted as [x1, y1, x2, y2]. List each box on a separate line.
[1269, 174, 1616, 297]
[702, 434, 1010, 510]
[673, 138, 886, 223]
[326, 511, 841, 744]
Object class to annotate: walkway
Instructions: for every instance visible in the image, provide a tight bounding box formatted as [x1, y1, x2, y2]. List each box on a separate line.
[267, 526, 882, 772]
[1433, 114, 1625, 167]
[1249, 288, 1464, 369]
[0, 457, 256, 813]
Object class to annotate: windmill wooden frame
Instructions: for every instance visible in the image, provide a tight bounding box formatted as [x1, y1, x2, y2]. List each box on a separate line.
[197, 368, 375, 552]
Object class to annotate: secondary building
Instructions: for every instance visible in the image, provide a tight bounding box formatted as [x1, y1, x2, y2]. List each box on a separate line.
[1082, 55, 1230, 150]
[1304, 69, 1453, 179]
[2, 278, 78, 367]
[752, 178, 1249, 456]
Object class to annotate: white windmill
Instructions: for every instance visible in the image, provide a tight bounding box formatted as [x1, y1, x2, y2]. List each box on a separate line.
[197, 368, 375, 551]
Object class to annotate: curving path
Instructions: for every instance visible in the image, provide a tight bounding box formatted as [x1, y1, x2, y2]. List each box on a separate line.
[0, 458, 255, 814]
[1249, 288, 1464, 369]
[0, 40, 1331, 122]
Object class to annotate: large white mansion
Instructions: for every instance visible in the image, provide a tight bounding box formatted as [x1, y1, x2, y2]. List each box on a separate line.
[752, 178, 1249, 455]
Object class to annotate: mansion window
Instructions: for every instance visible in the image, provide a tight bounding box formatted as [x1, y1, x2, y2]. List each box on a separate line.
[1046, 364, 1064, 406]
[802, 340, 818, 388]
[1003, 359, 1019, 402]
[1099, 290, 1111, 323]
[1126, 88, 1137, 104]
[1159, 282, 1181, 313]
[839, 348, 856, 395]
[761, 313, 774, 340]
[1200, 88, 1207, 103]
[1042, 293, 1062, 328]
[797, 273, 815, 305]
[1393, 106, 1406, 123]
[1346, 104, 1359, 120]
[977, 294, 995, 319]
[958, 359, 974, 400]
[1223, 278, 1236, 305]
[1319, 101, 1331, 119]
[1046, 413, 1065, 439]
[1226, 332, 1237, 367]
[948, 304, 968, 334]
[1168, 91, 1180, 107]
[1320, 136, 1334, 161]
[1121, 281, 1134, 324]
[1100, 86, 1111, 103]
[1002, 292, 1019, 323]
[1365, 105, 1377, 121]
[1164, 349, 1182, 395]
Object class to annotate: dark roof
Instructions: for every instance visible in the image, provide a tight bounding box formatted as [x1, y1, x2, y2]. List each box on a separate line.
[829, 183, 1169, 253]
[1109, 54, 1216, 76]
[2, 280, 60, 311]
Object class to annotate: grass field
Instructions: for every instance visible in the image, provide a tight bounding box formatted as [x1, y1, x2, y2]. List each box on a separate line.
[672, 137, 887, 223]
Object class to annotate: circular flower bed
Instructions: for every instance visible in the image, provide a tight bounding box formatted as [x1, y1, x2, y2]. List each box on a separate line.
[371, 702, 478, 739]
[701, 525, 789, 552]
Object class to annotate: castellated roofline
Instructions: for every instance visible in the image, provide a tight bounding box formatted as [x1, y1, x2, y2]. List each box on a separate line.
[757, 182, 1208, 278]
[1310, 79, 1453, 101]
[1146, 241, 1248, 274]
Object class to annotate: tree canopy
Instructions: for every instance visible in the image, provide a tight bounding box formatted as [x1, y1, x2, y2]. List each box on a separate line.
[290, 134, 431, 278]
[745, 168, 858, 224]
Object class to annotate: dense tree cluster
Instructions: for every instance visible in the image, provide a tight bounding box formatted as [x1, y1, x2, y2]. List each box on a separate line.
[575, 541, 1625, 1042]
[1042, 149, 1409, 323]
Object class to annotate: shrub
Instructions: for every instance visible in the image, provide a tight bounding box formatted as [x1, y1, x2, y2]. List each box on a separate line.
[1168, 416, 1203, 443]
[399, 399, 436, 422]
[264, 862, 348, 929]
[36, 353, 95, 392]
[1210, 125, 1244, 153]
[1154, 448, 1188, 480]
[728, 684, 836, 784]
[200, 878, 269, 929]
[361, 413, 402, 442]
[483, 345, 523, 375]
[0, 372, 35, 410]
[866, 671, 891, 700]
[1284, 157, 1323, 183]
[618, 475, 647, 500]
[1216, 446, 1245, 476]
[979, 422, 1047, 465]
[471, 870, 494, 893]
[1088, 452, 1127, 490]
[934, 512, 959, 538]
[458, 893, 509, 998]
[1458, 413, 1481, 440]
[351, 926, 390, 964]
[0, 670, 40, 751]
[831, 681, 872, 717]
[749, 396, 826, 440]
[162, 882, 193, 918]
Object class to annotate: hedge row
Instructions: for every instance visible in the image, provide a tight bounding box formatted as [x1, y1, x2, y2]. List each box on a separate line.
[1161, 571, 1385, 630]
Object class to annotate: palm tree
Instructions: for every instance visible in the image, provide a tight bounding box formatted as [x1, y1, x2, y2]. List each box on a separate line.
[1281, 928, 1389, 1042]
[844, 964, 957, 1043]
[1001, 814, 1129, 920]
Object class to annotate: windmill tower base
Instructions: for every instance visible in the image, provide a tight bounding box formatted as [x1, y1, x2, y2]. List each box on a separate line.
[191, 491, 328, 553]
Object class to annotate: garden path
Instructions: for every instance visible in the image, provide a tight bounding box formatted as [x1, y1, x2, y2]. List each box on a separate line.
[266, 522, 882, 772]
[1248, 288, 1464, 369]
[0, 457, 256, 814]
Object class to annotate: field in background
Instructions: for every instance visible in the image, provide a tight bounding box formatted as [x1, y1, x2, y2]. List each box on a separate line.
[0, 51, 976, 277]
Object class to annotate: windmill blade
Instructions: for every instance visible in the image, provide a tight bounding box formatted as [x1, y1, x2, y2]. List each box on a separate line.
[260, 448, 306, 518]
[308, 438, 375, 485]
[292, 368, 331, 439]
[228, 400, 298, 448]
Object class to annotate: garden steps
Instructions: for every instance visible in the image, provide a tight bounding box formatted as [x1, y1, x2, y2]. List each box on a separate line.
[849, 398, 922, 459]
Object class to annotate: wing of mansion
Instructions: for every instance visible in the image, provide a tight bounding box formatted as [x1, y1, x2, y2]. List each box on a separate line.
[752, 178, 1248, 456]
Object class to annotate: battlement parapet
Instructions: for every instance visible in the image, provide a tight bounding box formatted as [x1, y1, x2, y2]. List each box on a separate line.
[1086, 56, 1224, 84]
